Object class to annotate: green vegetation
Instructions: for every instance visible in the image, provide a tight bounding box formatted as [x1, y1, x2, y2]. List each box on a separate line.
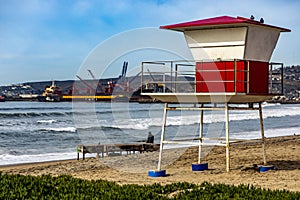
[0, 173, 299, 199]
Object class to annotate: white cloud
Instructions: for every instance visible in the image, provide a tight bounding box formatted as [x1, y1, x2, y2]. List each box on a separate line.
[71, 0, 93, 15]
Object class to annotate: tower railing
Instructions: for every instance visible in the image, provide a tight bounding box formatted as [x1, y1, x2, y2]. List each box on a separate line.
[269, 62, 284, 95]
[141, 59, 283, 96]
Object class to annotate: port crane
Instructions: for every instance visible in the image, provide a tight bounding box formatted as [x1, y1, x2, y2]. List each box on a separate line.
[75, 75, 97, 95]
[87, 69, 96, 79]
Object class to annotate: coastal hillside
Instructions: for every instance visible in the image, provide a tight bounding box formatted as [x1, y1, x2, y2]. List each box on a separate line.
[283, 65, 300, 99]
[0, 65, 299, 100]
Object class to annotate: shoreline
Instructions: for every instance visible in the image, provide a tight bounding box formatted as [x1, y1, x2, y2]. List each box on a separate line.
[0, 134, 296, 168]
[2, 99, 300, 104]
[0, 134, 300, 168]
[0, 158, 77, 169]
[0, 134, 299, 192]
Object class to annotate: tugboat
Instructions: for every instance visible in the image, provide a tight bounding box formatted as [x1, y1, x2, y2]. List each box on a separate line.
[38, 81, 62, 102]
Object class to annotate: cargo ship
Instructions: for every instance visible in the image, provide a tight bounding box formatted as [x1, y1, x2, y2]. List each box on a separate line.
[39, 81, 154, 102]
[37, 81, 62, 102]
[37, 80, 131, 102]
[38, 62, 157, 102]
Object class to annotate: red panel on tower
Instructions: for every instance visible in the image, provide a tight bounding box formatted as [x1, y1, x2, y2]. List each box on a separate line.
[248, 61, 269, 94]
[196, 61, 247, 93]
[196, 60, 268, 94]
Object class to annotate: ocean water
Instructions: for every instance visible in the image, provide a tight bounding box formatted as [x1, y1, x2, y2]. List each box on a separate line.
[0, 101, 299, 165]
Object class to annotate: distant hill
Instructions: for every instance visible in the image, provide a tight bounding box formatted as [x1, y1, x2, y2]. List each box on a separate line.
[0, 80, 74, 97]
[1, 65, 299, 100]
[282, 65, 300, 99]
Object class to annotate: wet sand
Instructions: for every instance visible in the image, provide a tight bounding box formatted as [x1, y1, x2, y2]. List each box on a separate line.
[1, 135, 299, 192]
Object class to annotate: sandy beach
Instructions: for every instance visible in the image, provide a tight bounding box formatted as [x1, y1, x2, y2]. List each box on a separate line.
[1, 135, 299, 192]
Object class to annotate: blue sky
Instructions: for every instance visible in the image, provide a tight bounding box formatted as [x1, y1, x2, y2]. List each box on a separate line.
[0, 0, 299, 85]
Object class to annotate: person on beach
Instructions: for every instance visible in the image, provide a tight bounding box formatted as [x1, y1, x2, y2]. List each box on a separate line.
[146, 132, 154, 143]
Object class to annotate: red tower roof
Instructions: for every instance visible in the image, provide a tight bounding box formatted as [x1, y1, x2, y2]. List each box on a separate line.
[160, 16, 291, 32]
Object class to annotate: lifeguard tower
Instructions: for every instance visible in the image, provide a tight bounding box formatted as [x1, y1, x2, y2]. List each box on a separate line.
[142, 16, 290, 177]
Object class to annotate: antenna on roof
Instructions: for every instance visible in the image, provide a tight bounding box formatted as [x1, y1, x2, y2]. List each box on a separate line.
[250, 15, 255, 20]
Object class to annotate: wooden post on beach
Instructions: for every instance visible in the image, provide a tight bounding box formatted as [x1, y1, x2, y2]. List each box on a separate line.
[259, 103, 267, 165]
[225, 103, 230, 172]
[198, 104, 204, 164]
[157, 103, 168, 171]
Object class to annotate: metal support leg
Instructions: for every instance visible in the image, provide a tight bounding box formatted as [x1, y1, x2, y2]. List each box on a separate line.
[259, 103, 267, 165]
[225, 103, 230, 172]
[157, 103, 168, 171]
[198, 104, 204, 164]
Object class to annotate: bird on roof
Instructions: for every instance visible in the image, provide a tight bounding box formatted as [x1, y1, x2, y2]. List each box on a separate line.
[260, 18, 264, 23]
[250, 15, 255, 20]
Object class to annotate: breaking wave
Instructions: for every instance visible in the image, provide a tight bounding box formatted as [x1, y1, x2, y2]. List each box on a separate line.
[39, 127, 77, 133]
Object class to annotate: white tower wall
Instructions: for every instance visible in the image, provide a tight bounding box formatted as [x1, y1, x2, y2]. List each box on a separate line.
[184, 27, 246, 60]
[244, 26, 280, 62]
[184, 25, 281, 62]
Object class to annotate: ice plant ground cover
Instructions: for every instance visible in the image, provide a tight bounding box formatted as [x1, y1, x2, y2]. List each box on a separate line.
[0, 173, 299, 199]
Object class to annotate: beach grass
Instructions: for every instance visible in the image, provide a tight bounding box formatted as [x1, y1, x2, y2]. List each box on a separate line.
[0, 173, 299, 199]
[0, 135, 299, 197]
